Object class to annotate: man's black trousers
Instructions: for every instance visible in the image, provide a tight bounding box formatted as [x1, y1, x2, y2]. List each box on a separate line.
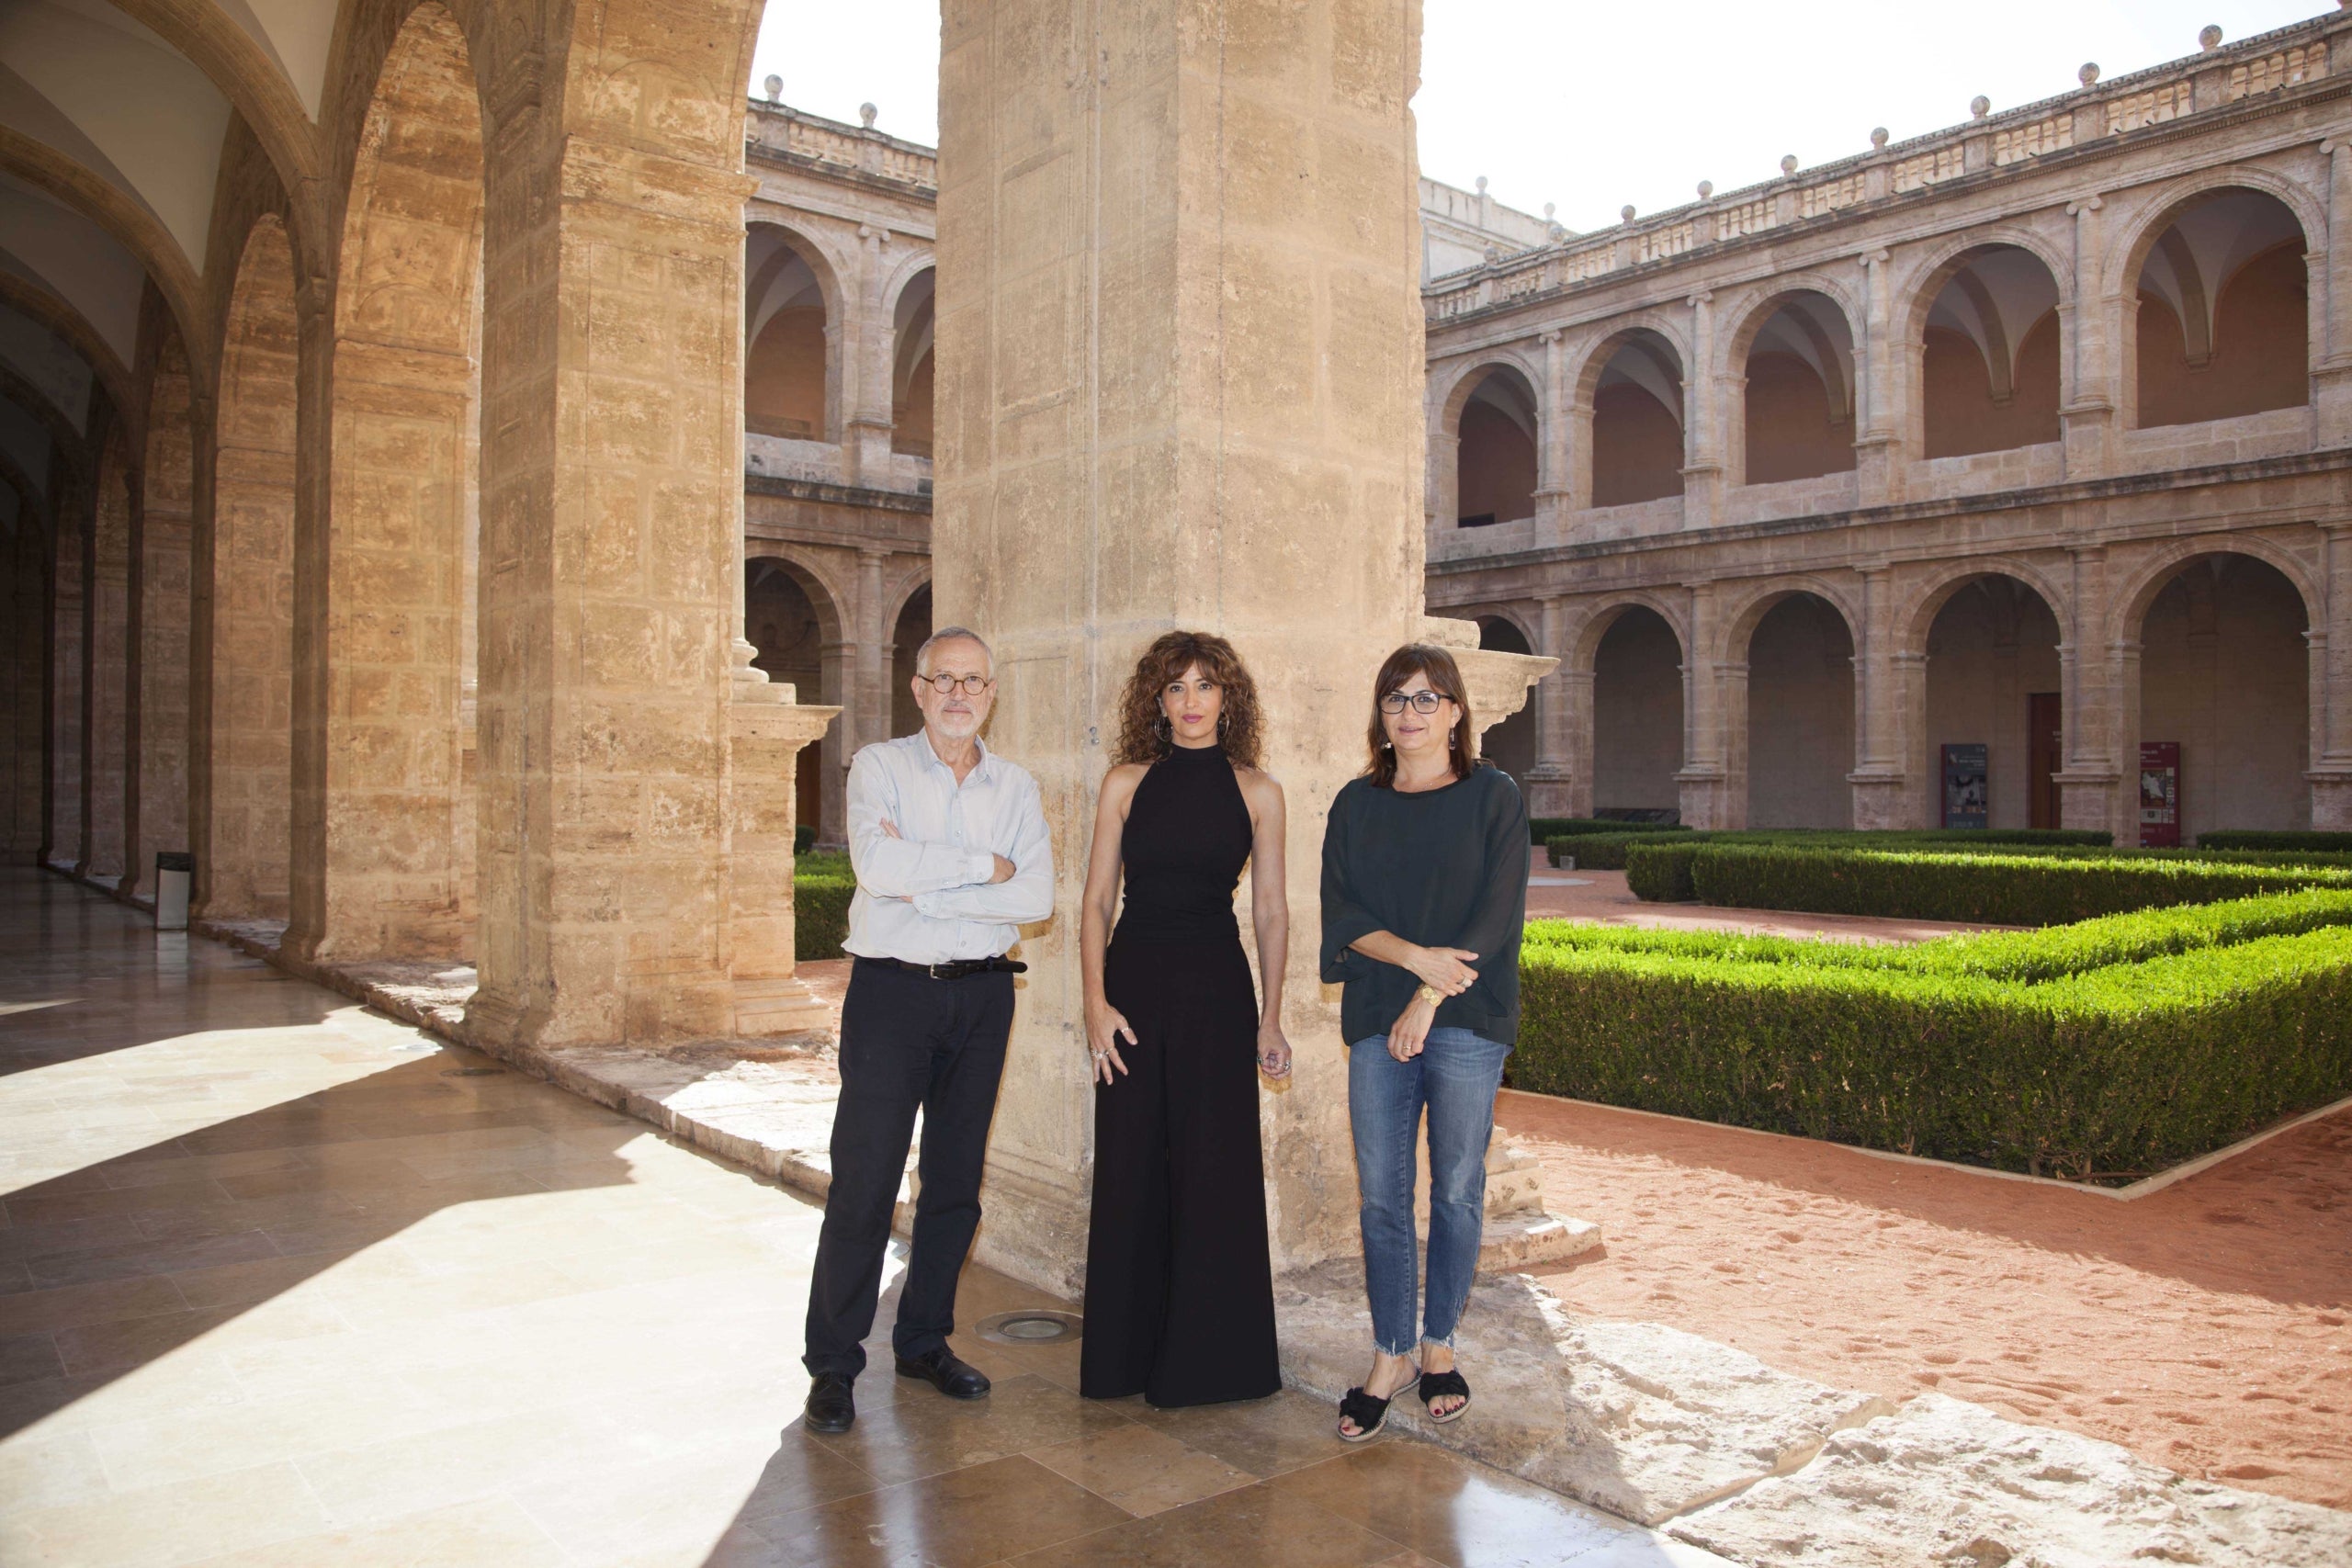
[802, 957, 1015, 1378]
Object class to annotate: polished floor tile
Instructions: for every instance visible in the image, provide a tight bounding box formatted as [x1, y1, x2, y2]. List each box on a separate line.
[0, 868, 1705, 1567]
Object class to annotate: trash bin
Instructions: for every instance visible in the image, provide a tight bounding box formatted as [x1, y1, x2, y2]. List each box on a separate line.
[155, 851, 192, 931]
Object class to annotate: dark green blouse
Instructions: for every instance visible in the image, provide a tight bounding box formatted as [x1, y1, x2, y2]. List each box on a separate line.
[1317, 764, 1530, 1048]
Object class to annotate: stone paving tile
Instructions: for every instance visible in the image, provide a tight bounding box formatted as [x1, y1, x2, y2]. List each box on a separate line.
[992, 1480, 1409, 1568]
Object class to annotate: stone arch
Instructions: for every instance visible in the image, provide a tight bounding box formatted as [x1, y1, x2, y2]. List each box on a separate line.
[747, 549, 849, 843]
[2112, 178, 2317, 430]
[1568, 592, 1690, 672]
[1899, 556, 2074, 655]
[1906, 243, 2066, 459]
[1576, 327, 1687, 508]
[309, 0, 485, 964]
[1736, 588, 1858, 829]
[1433, 350, 1544, 431]
[1726, 284, 1861, 486]
[890, 265, 936, 458]
[1718, 575, 1864, 667]
[199, 213, 298, 922]
[2110, 534, 2322, 642]
[746, 220, 845, 443]
[1912, 570, 2068, 830]
[2125, 549, 2315, 839]
[1581, 600, 1687, 820]
[1445, 362, 1540, 527]
[1476, 615, 1537, 780]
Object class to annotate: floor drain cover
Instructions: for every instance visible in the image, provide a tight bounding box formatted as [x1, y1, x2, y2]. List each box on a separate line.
[975, 1309, 1082, 1346]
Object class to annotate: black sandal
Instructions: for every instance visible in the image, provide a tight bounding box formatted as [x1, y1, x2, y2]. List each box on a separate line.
[1336, 1367, 1417, 1443]
[1419, 1367, 1471, 1424]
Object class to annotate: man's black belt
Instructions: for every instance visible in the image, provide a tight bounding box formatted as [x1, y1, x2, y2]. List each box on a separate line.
[857, 954, 1028, 980]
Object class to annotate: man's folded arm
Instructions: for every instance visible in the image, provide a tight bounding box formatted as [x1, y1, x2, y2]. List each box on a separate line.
[911, 775, 1056, 923]
[846, 750, 995, 897]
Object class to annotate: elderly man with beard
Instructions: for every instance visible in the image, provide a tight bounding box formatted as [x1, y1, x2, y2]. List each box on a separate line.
[798, 626, 1054, 1435]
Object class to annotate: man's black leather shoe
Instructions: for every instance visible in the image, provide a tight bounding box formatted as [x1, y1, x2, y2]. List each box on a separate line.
[802, 1371, 855, 1433]
[895, 1346, 989, 1400]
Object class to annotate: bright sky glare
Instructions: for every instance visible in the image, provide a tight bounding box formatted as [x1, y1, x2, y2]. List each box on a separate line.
[748, 1, 2330, 233]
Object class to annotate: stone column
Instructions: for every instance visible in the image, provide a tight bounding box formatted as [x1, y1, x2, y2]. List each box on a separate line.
[466, 96, 761, 1046]
[1847, 564, 1910, 828]
[79, 451, 133, 884]
[2060, 196, 2117, 478]
[1676, 581, 1734, 828]
[1853, 250, 1901, 506]
[1522, 593, 1572, 817]
[2318, 141, 2352, 447]
[2312, 521, 2352, 828]
[2054, 540, 2127, 837]
[731, 686, 842, 1032]
[934, 0, 1430, 1292]
[845, 227, 896, 485]
[45, 461, 86, 870]
[1532, 329, 1567, 542]
[855, 546, 890, 748]
[1681, 291, 1724, 527]
[128, 390, 200, 907]
[816, 636, 852, 848]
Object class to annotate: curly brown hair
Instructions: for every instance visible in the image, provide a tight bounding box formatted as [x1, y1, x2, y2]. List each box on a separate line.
[1112, 630, 1264, 770]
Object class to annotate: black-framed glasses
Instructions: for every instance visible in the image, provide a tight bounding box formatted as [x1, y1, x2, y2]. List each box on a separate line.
[1379, 690, 1453, 715]
[922, 672, 993, 696]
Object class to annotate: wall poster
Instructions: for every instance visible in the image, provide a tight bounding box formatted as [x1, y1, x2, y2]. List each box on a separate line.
[2139, 740, 2182, 848]
[1941, 742, 1989, 829]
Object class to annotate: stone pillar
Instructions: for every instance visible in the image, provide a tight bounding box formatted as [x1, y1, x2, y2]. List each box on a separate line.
[80, 450, 133, 883]
[845, 228, 896, 485]
[934, 0, 1430, 1292]
[1847, 564, 1910, 828]
[855, 546, 890, 747]
[1532, 329, 1568, 541]
[466, 96, 761, 1046]
[129, 387, 198, 906]
[1676, 581, 1734, 828]
[44, 461, 85, 870]
[2054, 541, 2127, 837]
[2312, 521, 2352, 828]
[1682, 291, 1724, 527]
[2318, 141, 2352, 447]
[1853, 250, 1901, 506]
[1522, 593, 1573, 817]
[730, 687, 842, 1033]
[816, 636, 851, 848]
[2060, 196, 2117, 478]
[5, 515, 46, 863]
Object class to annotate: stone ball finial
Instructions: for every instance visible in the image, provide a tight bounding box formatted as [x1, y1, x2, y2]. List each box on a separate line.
[1780, 153, 1798, 176]
[2199, 25, 2222, 50]
[763, 74, 782, 102]
[2078, 62, 2099, 86]
[1544, 201, 1555, 220]
[1971, 94, 1991, 119]
[1476, 175, 1489, 194]
[1621, 204, 1636, 224]
[1697, 179, 1714, 199]
[859, 102, 878, 128]
[1870, 126, 1889, 150]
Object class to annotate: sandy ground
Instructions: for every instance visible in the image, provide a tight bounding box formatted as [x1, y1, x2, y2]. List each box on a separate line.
[1498, 1091, 2352, 1509]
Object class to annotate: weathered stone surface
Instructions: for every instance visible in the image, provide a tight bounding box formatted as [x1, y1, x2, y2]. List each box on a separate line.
[1670, 1392, 2352, 1568]
[1276, 1261, 1894, 1527]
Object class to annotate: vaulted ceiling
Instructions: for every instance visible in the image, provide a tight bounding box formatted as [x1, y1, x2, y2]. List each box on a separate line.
[0, 0, 339, 537]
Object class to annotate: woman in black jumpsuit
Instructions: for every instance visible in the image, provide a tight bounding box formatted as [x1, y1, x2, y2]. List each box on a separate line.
[1077, 631, 1290, 1407]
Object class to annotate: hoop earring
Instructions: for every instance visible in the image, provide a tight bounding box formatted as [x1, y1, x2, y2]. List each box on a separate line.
[1216, 712, 1229, 735]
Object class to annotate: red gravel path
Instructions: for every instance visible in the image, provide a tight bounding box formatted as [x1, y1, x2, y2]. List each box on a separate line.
[1498, 1089, 2352, 1509]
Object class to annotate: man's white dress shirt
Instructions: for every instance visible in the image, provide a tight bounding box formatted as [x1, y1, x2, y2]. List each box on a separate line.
[842, 732, 1055, 964]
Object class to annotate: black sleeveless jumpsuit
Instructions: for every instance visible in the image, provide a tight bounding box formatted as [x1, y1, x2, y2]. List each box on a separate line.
[1079, 741, 1282, 1406]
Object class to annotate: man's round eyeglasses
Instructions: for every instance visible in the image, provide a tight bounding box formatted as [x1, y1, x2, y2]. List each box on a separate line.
[1379, 690, 1453, 715]
[922, 672, 994, 696]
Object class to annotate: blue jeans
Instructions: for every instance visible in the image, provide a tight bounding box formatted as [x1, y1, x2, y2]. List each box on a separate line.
[1348, 1027, 1510, 1358]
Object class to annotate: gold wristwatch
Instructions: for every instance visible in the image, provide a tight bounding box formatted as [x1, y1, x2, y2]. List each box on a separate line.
[1416, 983, 1444, 1007]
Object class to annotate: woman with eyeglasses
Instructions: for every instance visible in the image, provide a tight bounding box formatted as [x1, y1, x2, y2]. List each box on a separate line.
[1076, 630, 1291, 1408]
[1318, 643, 1529, 1441]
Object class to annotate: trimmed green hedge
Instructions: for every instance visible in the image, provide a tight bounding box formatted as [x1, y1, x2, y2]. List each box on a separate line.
[1514, 893, 2352, 1181]
[1668, 843, 2352, 925]
[2198, 829, 2352, 853]
[794, 852, 854, 961]
[1544, 833, 1665, 871]
[1530, 817, 1688, 845]
[1571, 826, 2110, 876]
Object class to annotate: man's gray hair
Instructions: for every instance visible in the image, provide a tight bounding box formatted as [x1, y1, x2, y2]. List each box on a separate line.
[915, 626, 994, 677]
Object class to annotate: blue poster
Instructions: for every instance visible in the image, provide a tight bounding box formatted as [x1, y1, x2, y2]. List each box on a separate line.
[1942, 743, 1989, 829]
